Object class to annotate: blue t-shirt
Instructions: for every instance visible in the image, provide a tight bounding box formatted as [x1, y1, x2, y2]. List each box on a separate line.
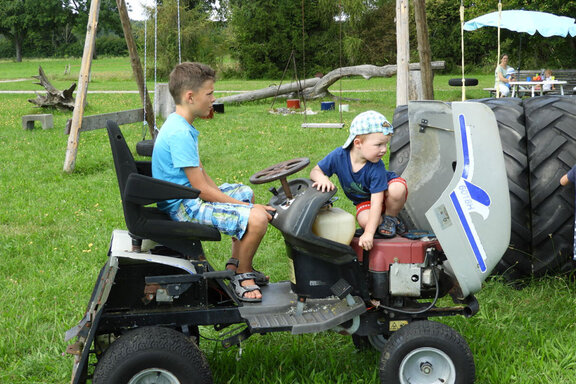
[152, 113, 200, 213]
[317, 147, 398, 205]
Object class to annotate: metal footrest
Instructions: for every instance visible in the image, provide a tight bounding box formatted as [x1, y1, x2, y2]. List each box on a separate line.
[238, 282, 366, 335]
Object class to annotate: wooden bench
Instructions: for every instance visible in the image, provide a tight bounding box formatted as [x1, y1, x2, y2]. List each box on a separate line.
[22, 114, 54, 130]
[483, 87, 497, 97]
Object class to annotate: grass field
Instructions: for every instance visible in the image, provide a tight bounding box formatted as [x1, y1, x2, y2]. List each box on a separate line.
[2, 57, 576, 383]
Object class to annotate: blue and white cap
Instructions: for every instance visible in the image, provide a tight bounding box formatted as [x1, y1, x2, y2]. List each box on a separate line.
[342, 110, 393, 148]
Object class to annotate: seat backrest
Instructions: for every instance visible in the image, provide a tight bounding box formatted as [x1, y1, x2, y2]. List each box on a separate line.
[107, 121, 138, 199]
[106, 120, 221, 258]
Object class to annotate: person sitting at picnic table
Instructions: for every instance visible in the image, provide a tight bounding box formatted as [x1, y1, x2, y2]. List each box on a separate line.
[543, 69, 555, 92]
[495, 54, 514, 97]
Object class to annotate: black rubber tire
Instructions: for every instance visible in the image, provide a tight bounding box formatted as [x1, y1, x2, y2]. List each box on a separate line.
[448, 78, 479, 87]
[136, 139, 154, 157]
[389, 100, 533, 278]
[379, 321, 475, 384]
[524, 96, 576, 276]
[469, 98, 533, 278]
[92, 326, 213, 384]
[389, 104, 409, 176]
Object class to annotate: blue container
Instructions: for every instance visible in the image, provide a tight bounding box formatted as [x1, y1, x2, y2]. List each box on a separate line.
[321, 101, 335, 111]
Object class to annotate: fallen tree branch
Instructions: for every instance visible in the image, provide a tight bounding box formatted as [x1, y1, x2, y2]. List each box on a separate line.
[28, 66, 76, 110]
[215, 61, 445, 104]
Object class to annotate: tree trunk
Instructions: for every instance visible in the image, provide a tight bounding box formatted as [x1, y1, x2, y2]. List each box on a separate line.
[414, 0, 434, 100]
[215, 62, 445, 104]
[15, 31, 22, 63]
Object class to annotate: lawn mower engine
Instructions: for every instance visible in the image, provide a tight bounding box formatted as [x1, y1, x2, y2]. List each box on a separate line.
[350, 236, 452, 303]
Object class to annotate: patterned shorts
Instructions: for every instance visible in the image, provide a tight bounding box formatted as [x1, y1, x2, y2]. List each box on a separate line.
[171, 183, 254, 239]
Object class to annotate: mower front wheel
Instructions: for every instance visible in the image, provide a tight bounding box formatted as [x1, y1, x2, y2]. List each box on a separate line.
[92, 326, 212, 384]
[379, 320, 475, 384]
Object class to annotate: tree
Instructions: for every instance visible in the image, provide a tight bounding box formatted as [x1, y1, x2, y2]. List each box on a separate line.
[228, 0, 341, 79]
[0, 0, 33, 61]
[425, 0, 576, 70]
[137, 1, 224, 79]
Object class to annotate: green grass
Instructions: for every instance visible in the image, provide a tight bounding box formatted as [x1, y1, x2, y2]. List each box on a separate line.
[1, 57, 573, 383]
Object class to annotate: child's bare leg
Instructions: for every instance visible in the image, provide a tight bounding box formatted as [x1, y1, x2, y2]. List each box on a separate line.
[234, 206, 269, 300]
[357, 210, 382, 229]
[229, 194, 256, 270]
[384, 182, 407, 217]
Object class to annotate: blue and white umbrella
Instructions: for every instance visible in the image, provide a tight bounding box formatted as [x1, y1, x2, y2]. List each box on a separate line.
[464, 10, 576, 38]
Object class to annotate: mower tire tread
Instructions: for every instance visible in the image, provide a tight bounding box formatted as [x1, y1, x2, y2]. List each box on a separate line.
[92, 326, 212, 384]
[379, 320, 475, 384]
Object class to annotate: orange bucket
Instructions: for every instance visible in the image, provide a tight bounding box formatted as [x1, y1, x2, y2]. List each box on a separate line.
[287, 99, 301, 109]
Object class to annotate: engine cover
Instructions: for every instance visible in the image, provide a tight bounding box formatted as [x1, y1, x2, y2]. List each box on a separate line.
[350, 236, 439, 272]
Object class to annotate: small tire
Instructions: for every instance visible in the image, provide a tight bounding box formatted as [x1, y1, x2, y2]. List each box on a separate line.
[136, 139, 154, 157]
[379, 321, 475, 384]
[448, 78, 479, 87]
[93, 326, 213, 384]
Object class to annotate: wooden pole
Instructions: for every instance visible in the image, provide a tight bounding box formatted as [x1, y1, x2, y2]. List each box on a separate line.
[63, 0, 101, 173]
[396, 0, 410, 106]
[117, 0, 156, 136]
[414, 0, 434, 100]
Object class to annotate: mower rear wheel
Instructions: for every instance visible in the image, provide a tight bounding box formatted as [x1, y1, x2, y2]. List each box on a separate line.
[92, 326, 212, 384]
[379, 321, 474, 384]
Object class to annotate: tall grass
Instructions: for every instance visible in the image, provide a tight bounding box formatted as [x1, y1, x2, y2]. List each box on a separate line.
[2, 57, 575, 383]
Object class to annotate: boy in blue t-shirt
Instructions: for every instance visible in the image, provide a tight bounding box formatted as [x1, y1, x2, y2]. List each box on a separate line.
[152, 62, 274, 302]
[310, 110, 408, 251]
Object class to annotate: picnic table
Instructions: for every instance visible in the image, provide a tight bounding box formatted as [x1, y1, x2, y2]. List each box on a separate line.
[509, 80, 567, 97]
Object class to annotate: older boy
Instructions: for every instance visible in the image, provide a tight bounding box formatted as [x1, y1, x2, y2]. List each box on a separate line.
[152, 62, 274, 302]
[310, 110, 407, 251]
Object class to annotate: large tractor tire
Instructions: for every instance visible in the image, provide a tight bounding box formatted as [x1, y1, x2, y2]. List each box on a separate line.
[469, 98, 533, 278]
[389, 100, 533, 278]
[524, 96, 576, 276]
[389, 105, 409, 176]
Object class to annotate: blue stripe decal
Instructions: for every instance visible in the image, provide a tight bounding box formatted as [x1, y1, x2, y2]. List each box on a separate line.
[450, 191, 487, 272]
[459, 114, 470, 179]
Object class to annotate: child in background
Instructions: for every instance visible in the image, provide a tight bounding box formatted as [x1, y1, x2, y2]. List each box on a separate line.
[310, 111, 408, 251]
[560, 165, 576, 260]
[543, 69, 555, 92]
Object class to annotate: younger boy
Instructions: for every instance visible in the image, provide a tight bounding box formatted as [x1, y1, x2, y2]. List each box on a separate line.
[310, 110, 408, 251]
[152, 62, 274, 302]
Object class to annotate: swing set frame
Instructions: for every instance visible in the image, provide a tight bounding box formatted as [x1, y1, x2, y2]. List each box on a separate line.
[64, 0, 169, 173]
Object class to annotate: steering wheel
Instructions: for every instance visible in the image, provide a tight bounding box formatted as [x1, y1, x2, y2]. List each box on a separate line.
[249, 158, 310, 199]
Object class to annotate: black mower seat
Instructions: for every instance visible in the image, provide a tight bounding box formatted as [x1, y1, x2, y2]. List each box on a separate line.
[106, 121, 221, 257]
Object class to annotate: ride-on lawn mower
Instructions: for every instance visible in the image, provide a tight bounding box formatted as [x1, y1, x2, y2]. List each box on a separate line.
[66, 101, 510, 383]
